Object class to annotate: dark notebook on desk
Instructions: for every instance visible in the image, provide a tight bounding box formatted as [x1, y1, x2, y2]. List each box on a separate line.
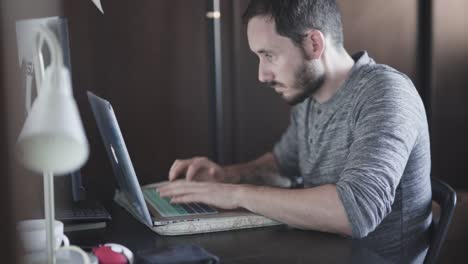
[88, 91, 281, 236]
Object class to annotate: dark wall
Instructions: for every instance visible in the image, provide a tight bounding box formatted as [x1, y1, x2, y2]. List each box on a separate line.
[430, 0, 468, 187]
[339, 0, 418, 81]
[0, 7, 15, 263]
[64, 0, 214, 202]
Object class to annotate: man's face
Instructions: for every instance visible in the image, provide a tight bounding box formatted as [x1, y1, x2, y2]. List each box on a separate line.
[247, 16, 325, 105]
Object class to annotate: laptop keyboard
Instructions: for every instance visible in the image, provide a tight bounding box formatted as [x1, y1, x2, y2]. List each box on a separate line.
[143, 189, 217, 217]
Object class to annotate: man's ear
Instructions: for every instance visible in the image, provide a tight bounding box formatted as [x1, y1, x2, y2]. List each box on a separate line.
[302, 29, 325, 60]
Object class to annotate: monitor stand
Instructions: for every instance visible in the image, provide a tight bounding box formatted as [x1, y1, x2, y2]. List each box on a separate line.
[71, 170, 86, 202]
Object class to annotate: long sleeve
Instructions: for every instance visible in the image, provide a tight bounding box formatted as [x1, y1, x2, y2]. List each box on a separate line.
[335, 71, 426, 238]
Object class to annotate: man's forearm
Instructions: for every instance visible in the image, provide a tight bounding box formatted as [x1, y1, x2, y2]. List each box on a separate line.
[236, 184, 353, 236]
[223, 152, 291, 187]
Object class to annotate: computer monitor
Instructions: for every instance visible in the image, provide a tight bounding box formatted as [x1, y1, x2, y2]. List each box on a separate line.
[16, 17, 85, 202]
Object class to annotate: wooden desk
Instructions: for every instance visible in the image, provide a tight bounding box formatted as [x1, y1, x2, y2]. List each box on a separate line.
[66, 203, 410, 263]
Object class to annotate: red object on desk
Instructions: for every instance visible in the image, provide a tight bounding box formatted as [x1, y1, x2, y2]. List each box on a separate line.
[93, 245, 128, 264]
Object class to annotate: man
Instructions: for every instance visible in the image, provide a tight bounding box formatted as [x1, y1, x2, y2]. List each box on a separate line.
[158, 0, 432, 261]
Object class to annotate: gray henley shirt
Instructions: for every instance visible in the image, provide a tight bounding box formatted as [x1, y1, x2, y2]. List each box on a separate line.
[273, 51, 432, 261]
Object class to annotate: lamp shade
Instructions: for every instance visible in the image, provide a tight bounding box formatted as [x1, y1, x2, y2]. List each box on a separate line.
[16, 65, 89, 175]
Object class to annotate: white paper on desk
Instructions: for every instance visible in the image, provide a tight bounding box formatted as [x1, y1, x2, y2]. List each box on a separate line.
[91, 0, 104, 14]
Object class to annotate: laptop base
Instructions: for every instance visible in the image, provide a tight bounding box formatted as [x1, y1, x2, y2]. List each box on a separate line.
[114, 189, 282, 236]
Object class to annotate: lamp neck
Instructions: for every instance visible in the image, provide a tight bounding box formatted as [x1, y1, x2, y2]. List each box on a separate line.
[35, 26, 65, 91]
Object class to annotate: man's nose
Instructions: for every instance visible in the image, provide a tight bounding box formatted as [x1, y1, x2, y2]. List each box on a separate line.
[258, 63, 274, 83]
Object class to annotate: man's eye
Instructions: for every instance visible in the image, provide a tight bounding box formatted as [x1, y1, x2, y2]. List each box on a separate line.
[264, 53, 274, 60]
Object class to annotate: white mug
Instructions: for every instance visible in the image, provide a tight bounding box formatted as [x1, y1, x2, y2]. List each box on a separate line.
[18, 219, 91, 264]
[17, 219, 70, 253]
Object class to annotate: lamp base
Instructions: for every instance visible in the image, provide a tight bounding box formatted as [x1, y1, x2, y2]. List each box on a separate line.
[23, 248, 91, 264]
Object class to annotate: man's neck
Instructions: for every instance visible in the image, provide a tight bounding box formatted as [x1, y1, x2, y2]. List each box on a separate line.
[313, 47, 354, 104]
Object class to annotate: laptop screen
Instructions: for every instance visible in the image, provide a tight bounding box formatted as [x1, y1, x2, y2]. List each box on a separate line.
[87, 91, 152, 226]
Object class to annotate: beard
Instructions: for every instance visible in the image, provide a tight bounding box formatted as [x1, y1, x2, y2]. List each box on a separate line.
[287, 60, 325, 105]
[267, 60, 325, 106]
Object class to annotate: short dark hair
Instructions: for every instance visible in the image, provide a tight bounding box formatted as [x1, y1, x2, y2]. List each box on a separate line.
[242, 0, 344, 48]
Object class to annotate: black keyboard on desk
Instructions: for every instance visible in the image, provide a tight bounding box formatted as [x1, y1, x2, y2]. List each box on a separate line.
[56, 201, 112, 223]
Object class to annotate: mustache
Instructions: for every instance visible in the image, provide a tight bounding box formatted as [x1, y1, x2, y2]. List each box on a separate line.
[266, 81, 285, 89]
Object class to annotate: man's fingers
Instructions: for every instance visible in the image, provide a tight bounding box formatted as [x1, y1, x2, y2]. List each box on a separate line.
[168, 160, 179, 181]
[170, 194, 207, 204]
[159, 182, 236, 210]
[168, 159, 191, 181]
[158, 181, 206, 197]
[185, 159, 206, 181]
[168, 159, 184, 181]
[154, 181, 170, 188]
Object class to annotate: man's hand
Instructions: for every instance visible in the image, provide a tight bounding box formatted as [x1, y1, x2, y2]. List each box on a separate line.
[168, 157, 225, 182]
[156, 180, 243, 210]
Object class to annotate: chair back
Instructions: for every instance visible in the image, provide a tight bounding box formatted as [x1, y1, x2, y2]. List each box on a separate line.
[424, 177, 457, 264]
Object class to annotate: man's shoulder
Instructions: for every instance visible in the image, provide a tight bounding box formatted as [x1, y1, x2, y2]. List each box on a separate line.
[351, 62, 418, 103]
[346, 60, 428, 127]
[355, 62, 411, 88]
[349, 51, 411, 88]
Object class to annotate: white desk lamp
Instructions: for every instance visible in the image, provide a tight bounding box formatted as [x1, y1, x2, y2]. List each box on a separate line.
[16, 25, 89, 264]
[91, 0, 105, 14]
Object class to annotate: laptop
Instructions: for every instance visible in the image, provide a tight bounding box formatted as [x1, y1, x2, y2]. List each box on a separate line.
[87, 91, 281, 235]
